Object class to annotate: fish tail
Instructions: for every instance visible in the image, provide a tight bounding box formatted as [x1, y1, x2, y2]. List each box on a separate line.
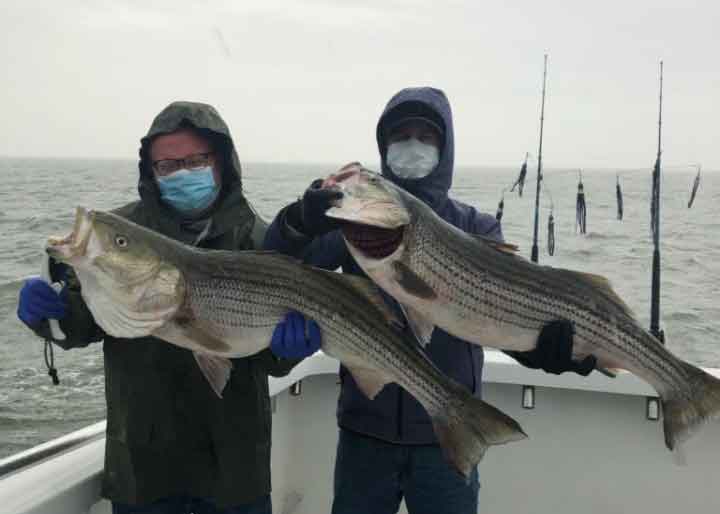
[431, 380, 527, 477]
[662, 363, 720, 451]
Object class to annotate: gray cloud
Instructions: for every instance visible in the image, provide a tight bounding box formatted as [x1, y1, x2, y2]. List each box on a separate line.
[1, 0, 718, 170]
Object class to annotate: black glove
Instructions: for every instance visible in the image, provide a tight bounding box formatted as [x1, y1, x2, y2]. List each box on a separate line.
[286, 179, 343, 237]
[506, 320, 596, 376]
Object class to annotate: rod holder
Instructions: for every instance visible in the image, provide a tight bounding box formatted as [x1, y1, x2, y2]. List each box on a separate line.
[522, 385, 536, 409]
[290, 380, 302, 396]
[646, 397, 660, 421]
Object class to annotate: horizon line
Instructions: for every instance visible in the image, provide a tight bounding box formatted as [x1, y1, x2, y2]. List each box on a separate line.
[0, 154, 714, 173]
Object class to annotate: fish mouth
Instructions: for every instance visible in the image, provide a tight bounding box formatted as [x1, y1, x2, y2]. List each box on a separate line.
[46, 207, 94, 262]
[341, 223, 404, 259]
[322, 162, 411, 229]
[326, 201, 409, 229]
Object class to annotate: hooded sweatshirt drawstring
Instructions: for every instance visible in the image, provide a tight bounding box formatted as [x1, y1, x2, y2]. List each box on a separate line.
[44, 339, 59, 385]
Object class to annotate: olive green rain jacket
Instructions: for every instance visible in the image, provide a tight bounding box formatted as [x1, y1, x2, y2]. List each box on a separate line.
[55, 101, 297, 507]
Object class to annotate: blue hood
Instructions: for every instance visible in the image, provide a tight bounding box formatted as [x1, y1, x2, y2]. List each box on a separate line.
[376, 87, 454, 211]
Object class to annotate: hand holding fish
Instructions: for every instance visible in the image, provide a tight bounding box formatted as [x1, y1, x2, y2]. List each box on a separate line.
[17, 277, 67, 336]
[506, 320, 597, 376]
[288, 178, 343, 237]
[270, 311, 321, 359]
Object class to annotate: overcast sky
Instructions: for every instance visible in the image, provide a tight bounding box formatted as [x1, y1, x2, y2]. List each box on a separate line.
[1, 0, 718, 170]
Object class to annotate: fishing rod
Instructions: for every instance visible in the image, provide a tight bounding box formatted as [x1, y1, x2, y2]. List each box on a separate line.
[531, 54, 548, 264]
[650, 60, 664, 343]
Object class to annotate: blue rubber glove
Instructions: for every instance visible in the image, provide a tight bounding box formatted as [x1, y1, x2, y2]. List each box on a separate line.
[17, 276, 67, 329]
[270, 311, 322, 359]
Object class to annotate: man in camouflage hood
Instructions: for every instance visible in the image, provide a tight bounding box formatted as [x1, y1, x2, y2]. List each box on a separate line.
[264, 87, 595, 514]
[17, 101, 317, 513]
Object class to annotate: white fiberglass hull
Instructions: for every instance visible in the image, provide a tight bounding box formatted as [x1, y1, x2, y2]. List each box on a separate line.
[1, 351, 719, 514]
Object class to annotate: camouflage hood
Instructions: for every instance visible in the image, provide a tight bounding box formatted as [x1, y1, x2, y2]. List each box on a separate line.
[136, 101, 256, 244]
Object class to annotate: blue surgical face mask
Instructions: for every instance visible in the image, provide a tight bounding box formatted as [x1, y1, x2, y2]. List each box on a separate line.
[156, 167, 220, 213]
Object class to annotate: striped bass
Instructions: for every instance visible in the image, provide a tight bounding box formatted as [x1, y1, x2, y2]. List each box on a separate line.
[45, 207, 527, 476]
[323, 163, 720, 452]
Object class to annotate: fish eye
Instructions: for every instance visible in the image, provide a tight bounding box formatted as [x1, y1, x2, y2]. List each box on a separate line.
[115, 235, 129, 248]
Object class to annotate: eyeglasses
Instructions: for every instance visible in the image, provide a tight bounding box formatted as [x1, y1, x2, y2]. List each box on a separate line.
[152, 152, 215, 176]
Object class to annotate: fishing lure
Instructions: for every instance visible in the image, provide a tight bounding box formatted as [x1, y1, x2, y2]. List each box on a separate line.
[576, 170, 587, 234]
[495, 192, 505, 222]
[548, 212, 555, 256]
[688, 165, 701, 208]
[510, 152, 529, 197]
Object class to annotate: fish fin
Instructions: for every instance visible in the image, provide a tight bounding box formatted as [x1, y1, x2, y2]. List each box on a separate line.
[193, 352, 233, 398]
[432, 379, 527, 477]
[179, 323, 232, 353]
[470, 235, 519, 254]
[183, 249, 304, 280]
[392, 262, 437, 300]
[399, 303, 435, 347]
[661, 361, 720, 451]
[337, 274, 402, 328]
[566, 270, 636, 317]
[346, 365, 390, 400]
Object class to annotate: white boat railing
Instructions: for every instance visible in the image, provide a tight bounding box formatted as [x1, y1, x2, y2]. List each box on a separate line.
[1, 351, 718, 514]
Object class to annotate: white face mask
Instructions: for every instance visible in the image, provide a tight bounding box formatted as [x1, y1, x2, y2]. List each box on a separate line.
[386, 138, 440, 179]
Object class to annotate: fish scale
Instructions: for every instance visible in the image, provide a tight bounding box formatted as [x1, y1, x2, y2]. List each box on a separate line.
[406, 203, 694, 394]
[188, 270, 452, 410]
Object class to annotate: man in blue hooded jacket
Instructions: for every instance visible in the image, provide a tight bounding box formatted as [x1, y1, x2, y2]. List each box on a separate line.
[264, 87, 595, 514]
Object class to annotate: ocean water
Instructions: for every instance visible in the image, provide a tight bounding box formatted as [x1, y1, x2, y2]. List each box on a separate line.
[0, 158, 718, 459]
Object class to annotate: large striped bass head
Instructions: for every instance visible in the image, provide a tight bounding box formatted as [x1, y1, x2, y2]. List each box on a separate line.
[46, 207, 184, 337]
[324, 163, 412, 260]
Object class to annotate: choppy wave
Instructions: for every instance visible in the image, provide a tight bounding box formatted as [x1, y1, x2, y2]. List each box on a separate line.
[582, 231, 624, 241]
[665, 311, 702, 323]
[0, 278, 25, 294]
